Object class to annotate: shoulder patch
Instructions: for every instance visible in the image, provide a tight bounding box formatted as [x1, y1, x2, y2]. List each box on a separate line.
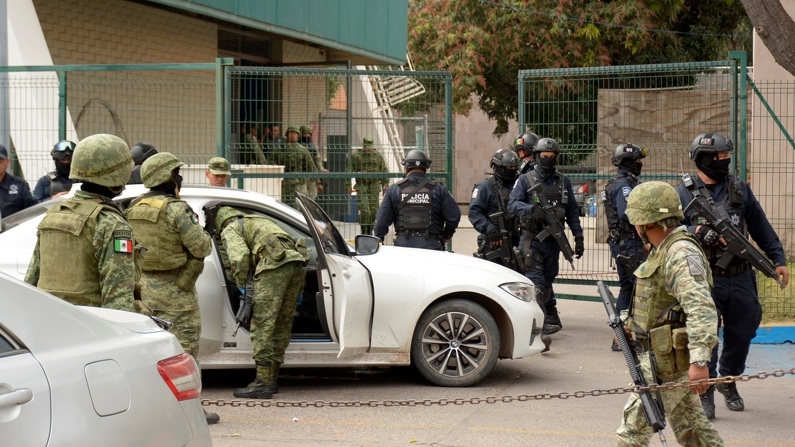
[113, 237, 134, 253]
[113, 229, 133, 239]
[686, 255, 707, 278]
[471, 188, 479, 199]
[622, 186, 632, 198]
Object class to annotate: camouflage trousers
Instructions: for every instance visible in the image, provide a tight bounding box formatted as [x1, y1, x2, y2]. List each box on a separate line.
[616, 369, 724, 446]
[141, 271, 202, 359]
[251, 261, 306, 365]
[282, 179, 308, 209]
[356, 183, 381, 227]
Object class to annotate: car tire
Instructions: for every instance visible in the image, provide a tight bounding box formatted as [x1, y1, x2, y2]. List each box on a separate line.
[411, 299, 500, 387]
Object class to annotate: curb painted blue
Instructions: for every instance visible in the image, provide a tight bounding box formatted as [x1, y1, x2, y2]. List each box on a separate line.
[752, 326, 795, 344]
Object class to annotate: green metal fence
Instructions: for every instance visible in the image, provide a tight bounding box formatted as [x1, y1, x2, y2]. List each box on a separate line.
[518, 52, 794, 321]
[1, 61, 454, 242]
[222, 66, 454, 238]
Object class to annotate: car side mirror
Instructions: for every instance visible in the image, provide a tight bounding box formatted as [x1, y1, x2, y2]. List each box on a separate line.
[355, 235, 380, 255]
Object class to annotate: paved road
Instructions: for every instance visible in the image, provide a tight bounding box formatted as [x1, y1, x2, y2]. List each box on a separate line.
[202, 297, 795, 446]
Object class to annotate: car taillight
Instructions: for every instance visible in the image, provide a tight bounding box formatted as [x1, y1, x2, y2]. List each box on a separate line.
[157, 353, 201, 401]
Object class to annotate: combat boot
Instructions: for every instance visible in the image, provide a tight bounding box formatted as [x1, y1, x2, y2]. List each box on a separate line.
[540, 334, 551, 353]
[544, 306, 562, 335]
[204, 409, 220, 425]
[716, 381, 745, 411]
[233, 364, 274, 399]
[270, 362, 281, 394]
[699, 385, 716, 420]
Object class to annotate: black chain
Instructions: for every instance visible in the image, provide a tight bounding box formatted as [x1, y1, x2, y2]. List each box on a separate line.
[201, 367, 795, 408]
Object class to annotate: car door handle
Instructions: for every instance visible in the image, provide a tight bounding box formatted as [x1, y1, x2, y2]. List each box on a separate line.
[0, 389, 34, 407]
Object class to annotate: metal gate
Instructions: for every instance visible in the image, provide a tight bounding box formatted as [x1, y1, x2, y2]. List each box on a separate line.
[518, 52, 794, 321]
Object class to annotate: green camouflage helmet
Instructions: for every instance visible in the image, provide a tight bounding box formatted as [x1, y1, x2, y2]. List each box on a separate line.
[625, 181, 684, 226]
[215, 206, 243, 234]
[286, 126, 300, 136]
[141, 152, 184, 187]
[69, 134, 134, 187]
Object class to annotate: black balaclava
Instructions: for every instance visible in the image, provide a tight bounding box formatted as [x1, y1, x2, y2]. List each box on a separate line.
[619, 158, 643, 176]
[537, 156, 556, 177]
[81, 181, 125, 199]
[696, 154, 731, 181]
[55, 158, 71, 178]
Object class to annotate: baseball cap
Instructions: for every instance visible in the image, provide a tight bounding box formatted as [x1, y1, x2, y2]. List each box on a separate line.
[208, 157, 232, 175]
[0, 144, 8, 160]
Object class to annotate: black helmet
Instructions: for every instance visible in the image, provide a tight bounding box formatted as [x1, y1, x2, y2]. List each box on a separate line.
[401, 149, 432, 170]
[611, 144, 648, 166]
[513, 132, 539, 156]
[491, 148, 520, 182]
[689, 132, 733, 162]
[131, 142, 159, 165]
[533, 138, 560, 155]
[51, 140, 76, 161]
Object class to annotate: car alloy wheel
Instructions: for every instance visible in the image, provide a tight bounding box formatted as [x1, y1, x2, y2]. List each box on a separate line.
[411, 299, 500, 387]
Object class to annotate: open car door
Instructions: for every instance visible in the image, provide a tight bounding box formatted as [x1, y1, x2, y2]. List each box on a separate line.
[295, 193, 373, 358]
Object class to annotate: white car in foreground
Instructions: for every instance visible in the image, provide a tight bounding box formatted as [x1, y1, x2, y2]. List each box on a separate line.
[0, 273, 212, 446]
[0, 185, 545, 387]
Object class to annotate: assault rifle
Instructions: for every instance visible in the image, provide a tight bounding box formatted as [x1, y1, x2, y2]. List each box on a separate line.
[682, 173, 784, 288]
[598, 281, 667, 438]
[233, 271, 254, 337]
[528, 182, 576, 269]
[488, 211, 519, 271]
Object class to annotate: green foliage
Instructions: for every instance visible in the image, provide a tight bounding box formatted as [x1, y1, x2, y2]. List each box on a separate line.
[758, 261, 795, 324]
[408, 0, 752, 137]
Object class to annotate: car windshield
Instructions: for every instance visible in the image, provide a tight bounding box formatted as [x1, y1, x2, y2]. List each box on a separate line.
[297, 194, 350, 256]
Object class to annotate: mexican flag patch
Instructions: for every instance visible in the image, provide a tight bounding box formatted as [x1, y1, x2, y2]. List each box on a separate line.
[114, 238, 134, 253]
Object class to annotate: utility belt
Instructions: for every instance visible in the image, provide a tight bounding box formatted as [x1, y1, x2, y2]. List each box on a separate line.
[398, 231, 439, 239]
[145, 267, 181, 276]
[710, 261, 750, 277]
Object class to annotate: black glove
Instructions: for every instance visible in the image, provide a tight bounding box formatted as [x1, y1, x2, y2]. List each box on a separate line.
[485, 229, 501, 243]
[574, 237, 585, 259]
[696, 226, 720, 246]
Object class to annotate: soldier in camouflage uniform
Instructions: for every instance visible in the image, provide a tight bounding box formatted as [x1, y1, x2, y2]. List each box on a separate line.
[125, 152, 218, 424]
[300, 125, 327, 200]
[616, 181, 724, 447]
[125, 152, 212, 358]
[25, 134, 142, 313]
[346, 137, 388, 235]
[214, 207, 309, 399]
[271, 126, 318, 208]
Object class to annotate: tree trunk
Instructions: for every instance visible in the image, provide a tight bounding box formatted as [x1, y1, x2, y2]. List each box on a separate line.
[741, 0, 795, 76]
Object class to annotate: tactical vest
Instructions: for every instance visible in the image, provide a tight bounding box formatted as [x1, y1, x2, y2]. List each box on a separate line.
[487, 176, 518, 235]
[630, 229, 712, 334]
[602, 174, 641, 242]
[397, 177, 437, 234]
[37, 199, 117, 306]
[48, 172, 71, 197]
[125, 195, 187, 271]
[526, 170, 566, 227]
[681, 174, 746, 261]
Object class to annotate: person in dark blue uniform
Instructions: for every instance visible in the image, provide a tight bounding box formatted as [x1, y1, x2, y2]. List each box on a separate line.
[513, 132, 539, 175]
[128, 141, 158, 184]
[676, 132, 790, 420]
[0, 144, 37, 218]
[33, 140, 77, 201]
[469, 148, 521, 265]
[602, 143, 648, 351]
[374, 149, 460, 250]
[508, 138, 584, 335]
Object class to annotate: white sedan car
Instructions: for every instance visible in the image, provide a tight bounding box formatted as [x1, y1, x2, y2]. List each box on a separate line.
[0, 273, 212, 446]
[0, 185, 545, 387]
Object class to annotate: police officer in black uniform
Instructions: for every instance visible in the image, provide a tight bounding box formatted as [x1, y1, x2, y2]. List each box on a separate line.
[676, 132, 790, 420]
[375, 149, 461, 250]
[508, 138, 584, 335]
[33, 140, 78, 201]
[514, 132, 539, 175]
[0, 144, 37, 218]
[128, 141, 159, 184]
[602, 143, 648, 351]
[469, 148, 521, 266]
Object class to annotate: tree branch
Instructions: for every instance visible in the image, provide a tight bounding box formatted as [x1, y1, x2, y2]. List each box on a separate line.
[741, 0, 795, 76]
